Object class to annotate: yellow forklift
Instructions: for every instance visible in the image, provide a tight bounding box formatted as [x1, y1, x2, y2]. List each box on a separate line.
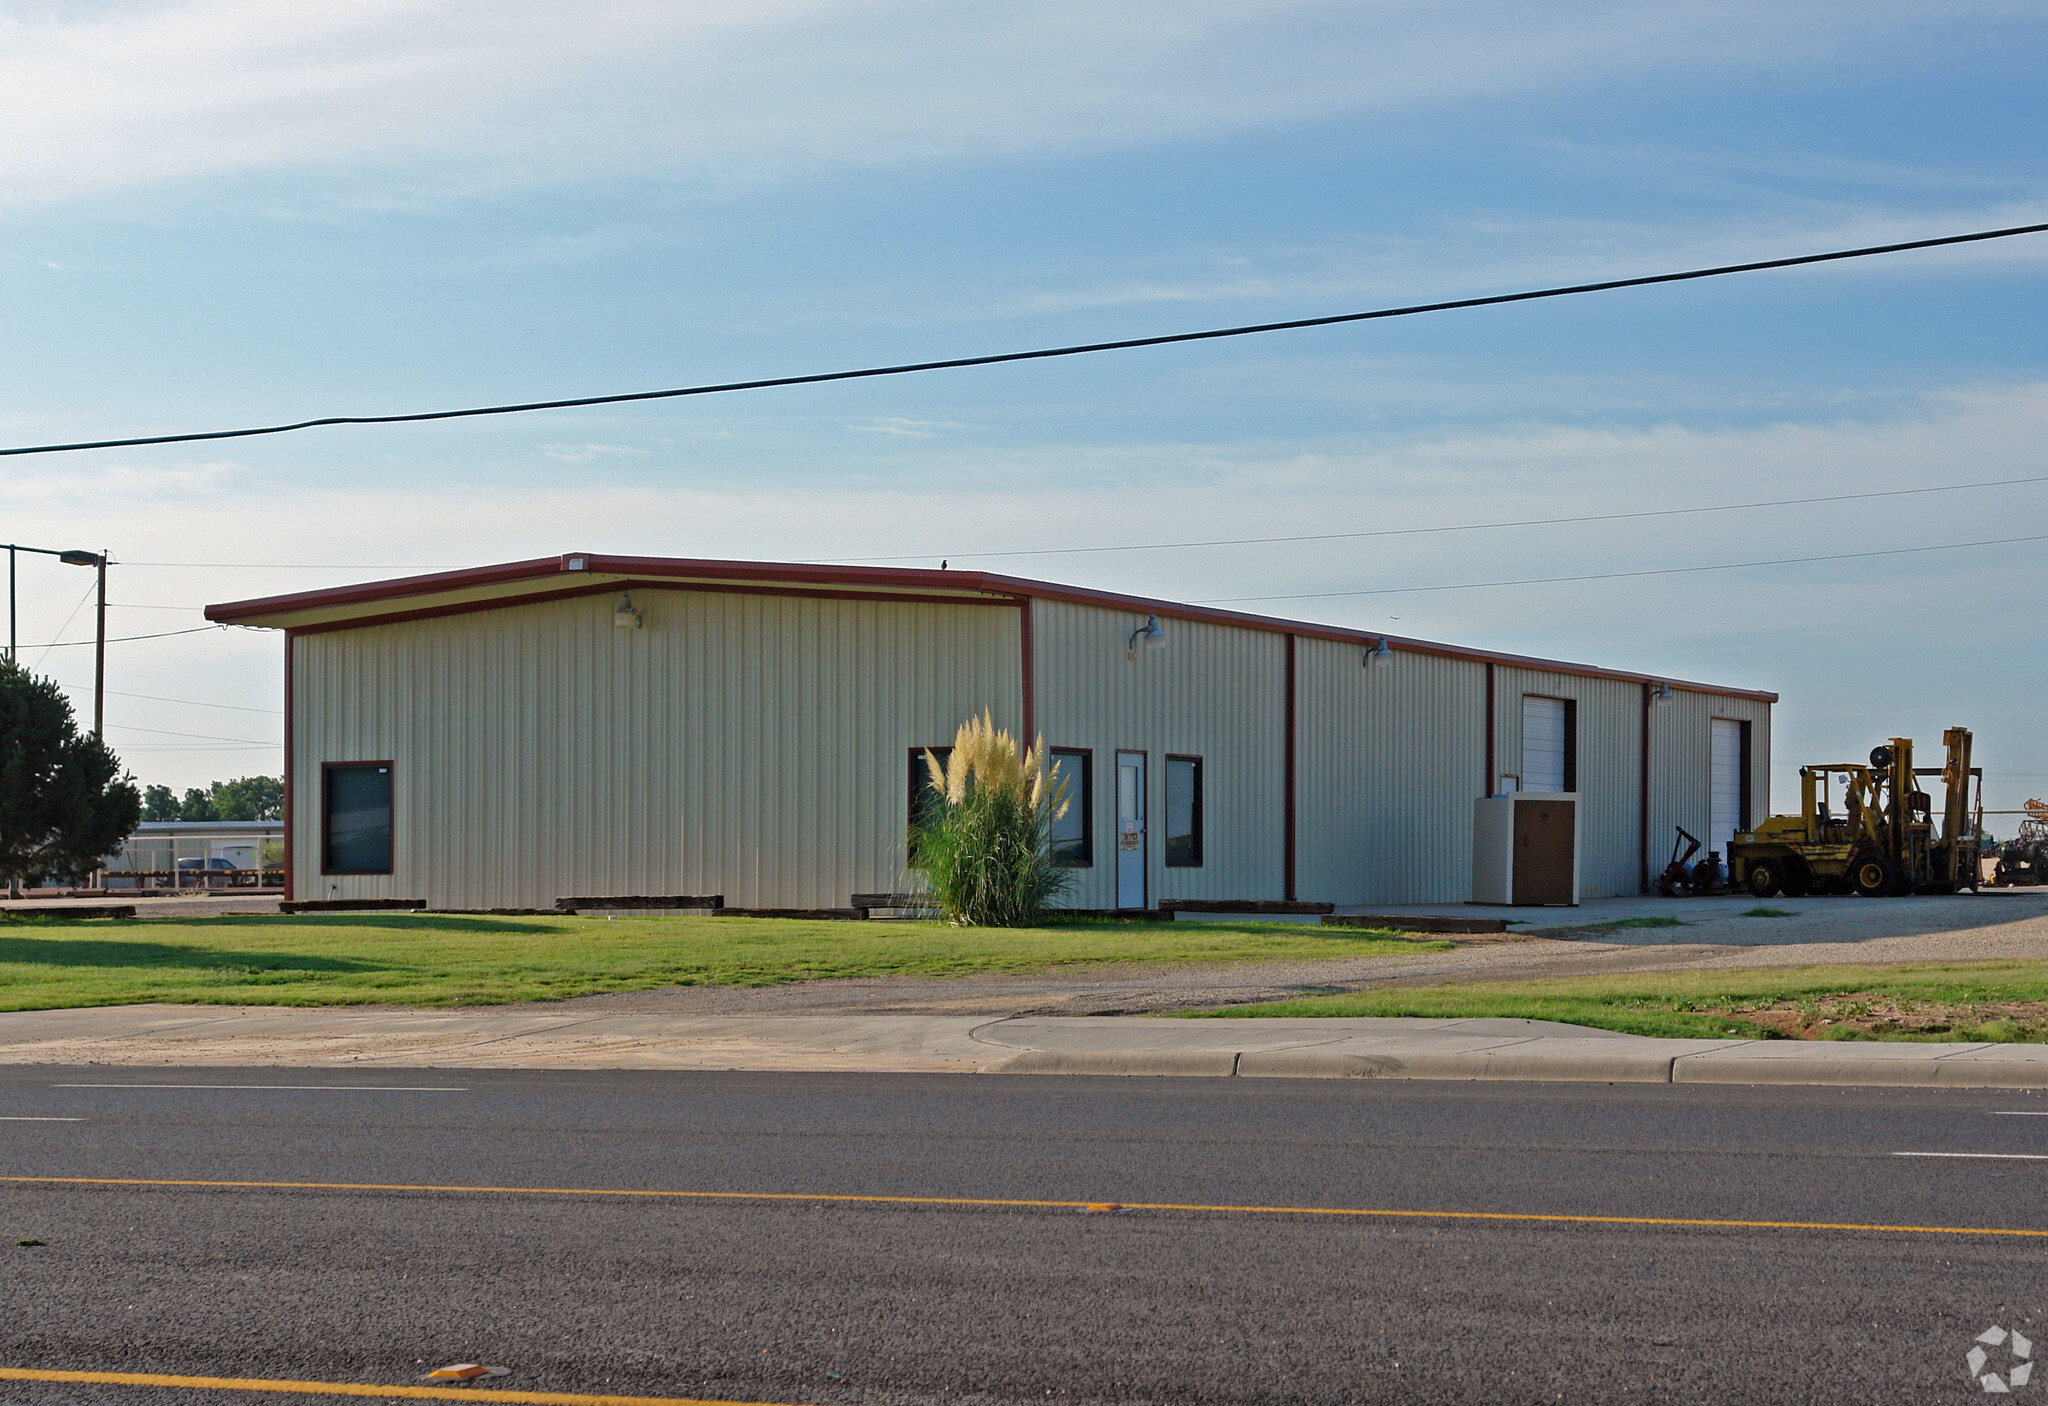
[1728, 727, 1984, 898]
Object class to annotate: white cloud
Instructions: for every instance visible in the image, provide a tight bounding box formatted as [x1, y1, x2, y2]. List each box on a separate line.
[0, 0, 2002, 211]
[537, 442, 651, 463]
[850, 418, 978, 438]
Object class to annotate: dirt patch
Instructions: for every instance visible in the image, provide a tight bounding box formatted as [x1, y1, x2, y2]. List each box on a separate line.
[1695, 994, 2048, 1041]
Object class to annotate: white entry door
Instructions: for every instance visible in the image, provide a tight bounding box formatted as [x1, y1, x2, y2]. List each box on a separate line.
[1116, 751, 1147, 910]
[1710, 719, 1745, 858]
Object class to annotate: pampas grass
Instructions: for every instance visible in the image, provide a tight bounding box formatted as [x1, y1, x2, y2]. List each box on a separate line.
[913, 711, 1073, 926]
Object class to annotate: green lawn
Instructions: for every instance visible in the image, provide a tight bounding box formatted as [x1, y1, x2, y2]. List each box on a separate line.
[0, 911, 1446, 1011]
[1196, 961, 2048, 1042]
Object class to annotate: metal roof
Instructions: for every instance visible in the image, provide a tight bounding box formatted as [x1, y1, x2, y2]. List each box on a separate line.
[205, 551, 1777, 702]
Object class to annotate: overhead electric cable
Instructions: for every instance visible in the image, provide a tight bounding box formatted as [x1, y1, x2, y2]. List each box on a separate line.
[826, 471, 2048, 563]
[28, 624, 225, 648]
[30, 578, 98, 671]
[5, 221, 2046, 459]
[91, 470, 2048, 576]
[55, 683, 281, 715]
[106, 722, 280, 745]
[1198, 531, 2048, 603]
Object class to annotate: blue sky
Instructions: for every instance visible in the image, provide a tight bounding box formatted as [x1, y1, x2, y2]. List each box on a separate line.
[2, 0, 2045, 817]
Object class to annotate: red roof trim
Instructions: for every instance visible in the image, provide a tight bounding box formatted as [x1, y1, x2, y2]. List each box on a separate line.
[205, 552, 1778, 703]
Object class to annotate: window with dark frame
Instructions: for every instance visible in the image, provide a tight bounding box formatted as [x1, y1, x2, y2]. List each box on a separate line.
[907, 746, 953, 859]
[1048, 748, 1093, 867]
[322, 762, 393, 875]
[1165, 755, 1203, 867]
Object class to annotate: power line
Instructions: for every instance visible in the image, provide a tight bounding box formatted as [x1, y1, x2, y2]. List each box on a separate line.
[114, 742, 282, 751]
[106, 722, 280, 745]
[28, 624, 226, 648]
[828, 471, 2048, 563]
[56, 684, 282, 715]
[76, 469, 2048, 580]
[1200, 531, 2048, 603]
[6, 221, 2046, 459]
[30, 578, 98, 672]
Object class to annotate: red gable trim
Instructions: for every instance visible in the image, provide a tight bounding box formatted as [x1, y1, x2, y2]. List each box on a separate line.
[205, 552, 1778, 703]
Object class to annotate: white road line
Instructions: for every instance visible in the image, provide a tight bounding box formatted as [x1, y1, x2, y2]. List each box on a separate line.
[50, 1084, 466, 1092]
[0, 1116, 83, 1122]
[1893, 1152, 2048, 1160]
[1993, 1111, 2048, 1116]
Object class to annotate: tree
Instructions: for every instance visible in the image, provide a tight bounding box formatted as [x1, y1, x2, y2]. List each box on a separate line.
[137, 776, 284, 823]
[0, 659, 141, 897]
[210, 775, 283, 821]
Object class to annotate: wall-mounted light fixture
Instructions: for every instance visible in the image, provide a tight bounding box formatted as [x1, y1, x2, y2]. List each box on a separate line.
[565, 555, 588, 571]
[1365, 637, 1395, 670]
[1651, 681, 1675, 706]
[1126, 614, 1166, 661]
[614, 592, 643, 629]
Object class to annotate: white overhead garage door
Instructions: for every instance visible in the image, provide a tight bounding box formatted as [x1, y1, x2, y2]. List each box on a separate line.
[1710, 718, 1745, 859]
[1522, 696, 1568, 793]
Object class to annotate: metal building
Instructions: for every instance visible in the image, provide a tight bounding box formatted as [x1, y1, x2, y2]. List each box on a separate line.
[205, 554, 1774, 911]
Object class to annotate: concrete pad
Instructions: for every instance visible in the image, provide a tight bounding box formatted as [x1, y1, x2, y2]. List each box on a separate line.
[8, 1003, 2048, 1089]
[1171, 910, 1323, 925]
[0, 1005, 997, 1073]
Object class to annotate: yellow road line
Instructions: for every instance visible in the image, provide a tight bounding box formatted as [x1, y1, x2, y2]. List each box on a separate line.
[2, 1173, 2042, 1238]
[0, 1368, 800, 1406]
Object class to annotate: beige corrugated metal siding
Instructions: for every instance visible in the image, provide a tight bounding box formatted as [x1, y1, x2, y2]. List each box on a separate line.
[292, 588, 1020, 909]
[1294, 641, 1488, 904]
[1030, 600, 1286, 908]
[1647, 688, 1773, 874]
[1490, 666, 1642, 898]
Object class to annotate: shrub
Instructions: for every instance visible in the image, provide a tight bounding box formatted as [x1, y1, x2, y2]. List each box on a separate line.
[912, 712, 1073, 926]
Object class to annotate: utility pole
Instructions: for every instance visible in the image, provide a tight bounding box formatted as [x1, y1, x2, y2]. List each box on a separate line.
[93, 550, 106, 738]
[3, 545, 106, 707]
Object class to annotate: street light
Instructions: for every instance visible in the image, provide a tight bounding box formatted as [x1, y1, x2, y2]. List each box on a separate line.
[5, 542, 108, 737]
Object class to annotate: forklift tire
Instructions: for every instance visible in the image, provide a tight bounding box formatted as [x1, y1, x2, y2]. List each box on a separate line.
[1745, 860, 1782, 899]
[1781, 858, 1813, 898]
[1851, 856, 1894, 898]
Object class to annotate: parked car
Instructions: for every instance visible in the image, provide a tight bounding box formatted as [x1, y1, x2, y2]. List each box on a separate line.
[175, 856, 238, 887]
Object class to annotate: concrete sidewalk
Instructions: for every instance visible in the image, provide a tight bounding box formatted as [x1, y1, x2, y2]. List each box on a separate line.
[6, 1003, 2048, 1087]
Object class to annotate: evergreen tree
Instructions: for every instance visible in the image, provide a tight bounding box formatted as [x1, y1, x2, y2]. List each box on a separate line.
[0, 659, 141, 897]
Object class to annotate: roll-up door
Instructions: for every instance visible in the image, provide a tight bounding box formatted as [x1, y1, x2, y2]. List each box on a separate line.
[1522, 696, 1568, 793]
[1710, 718, 1746, 858]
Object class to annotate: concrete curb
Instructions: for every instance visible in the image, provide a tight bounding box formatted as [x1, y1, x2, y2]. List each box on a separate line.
[983, 1050, 1242, 1077]
[984, 1045, 2048, 1088]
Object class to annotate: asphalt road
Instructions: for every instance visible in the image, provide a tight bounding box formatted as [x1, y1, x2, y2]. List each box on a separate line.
[4, 1069, 2048, 1405]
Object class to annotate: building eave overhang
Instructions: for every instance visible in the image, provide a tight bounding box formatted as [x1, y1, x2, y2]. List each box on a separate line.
[205, 552, 1778, 703]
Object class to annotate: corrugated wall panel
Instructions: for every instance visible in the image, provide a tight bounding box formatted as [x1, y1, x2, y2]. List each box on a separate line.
[292, 590, 1020, 909]
[1030, 600, 1286, 908]
[1647, 689, 1774, 879]
[1294, 641, 1489, 904]
[1491, 667, 1643, 899]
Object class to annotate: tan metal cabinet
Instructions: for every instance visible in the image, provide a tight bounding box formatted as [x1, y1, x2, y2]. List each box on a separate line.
[1472, 793, 1580, 906]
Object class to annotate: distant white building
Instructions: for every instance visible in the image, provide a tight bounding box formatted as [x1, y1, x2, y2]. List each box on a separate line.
[205, 553, 1775, 912]
[104, 820, 284, 888]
